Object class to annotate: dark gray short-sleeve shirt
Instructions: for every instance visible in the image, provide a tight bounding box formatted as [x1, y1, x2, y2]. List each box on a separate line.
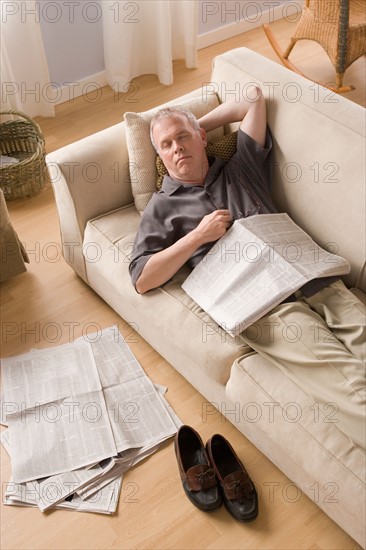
[129, 128, 337, 295]
[129, 128, 274, 286]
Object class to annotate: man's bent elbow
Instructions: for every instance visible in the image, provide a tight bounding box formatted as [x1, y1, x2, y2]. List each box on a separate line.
[135, 277, 148, 294]
[135, 274, 156, 295]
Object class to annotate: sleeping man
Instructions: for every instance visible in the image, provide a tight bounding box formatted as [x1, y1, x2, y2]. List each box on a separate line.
[129, 86, 366, 451]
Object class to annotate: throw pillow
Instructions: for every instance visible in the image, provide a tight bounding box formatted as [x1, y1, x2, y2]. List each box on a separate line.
[124, 93, 224, 214]
[156, 131, 238, 190]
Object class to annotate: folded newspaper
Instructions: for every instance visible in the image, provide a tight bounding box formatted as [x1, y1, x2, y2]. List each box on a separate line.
[1, 327, 182, 514]
[182, 213, 350, 337]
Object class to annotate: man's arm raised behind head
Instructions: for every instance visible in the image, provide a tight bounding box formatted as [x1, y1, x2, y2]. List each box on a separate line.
[198, 85, 266, 147]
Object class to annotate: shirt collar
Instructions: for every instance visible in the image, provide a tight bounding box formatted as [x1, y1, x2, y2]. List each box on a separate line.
[160, 156, 224, 196]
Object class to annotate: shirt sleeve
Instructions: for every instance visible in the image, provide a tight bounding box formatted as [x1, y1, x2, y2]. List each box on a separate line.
[230, 126, 274, 196]
[237, 125, 273, 164]
[128, 194, 175, 290]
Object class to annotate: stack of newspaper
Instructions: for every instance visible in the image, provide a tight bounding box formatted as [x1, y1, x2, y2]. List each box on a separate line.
[0, 327, 182, 514]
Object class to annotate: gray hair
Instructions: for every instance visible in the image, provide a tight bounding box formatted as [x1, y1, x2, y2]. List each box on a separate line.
[150, 107, 201, 151]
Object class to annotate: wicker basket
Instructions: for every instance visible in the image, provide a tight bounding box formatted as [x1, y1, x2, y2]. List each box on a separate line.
[0, 110, 49, 200]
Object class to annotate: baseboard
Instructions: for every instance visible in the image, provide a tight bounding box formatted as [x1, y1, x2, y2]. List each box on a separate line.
[197, 1, 303, 50]
[50, 71, 108, 106]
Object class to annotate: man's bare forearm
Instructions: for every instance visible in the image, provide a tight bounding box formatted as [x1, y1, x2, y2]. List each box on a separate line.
[135, 232, 202, 294]
[198, 86, 264, 133]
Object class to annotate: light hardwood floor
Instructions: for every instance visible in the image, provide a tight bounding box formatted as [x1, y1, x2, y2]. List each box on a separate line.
[1, 18, 365, 550]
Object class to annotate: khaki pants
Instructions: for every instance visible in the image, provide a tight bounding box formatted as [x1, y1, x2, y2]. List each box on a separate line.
[239, 280, 366, 450]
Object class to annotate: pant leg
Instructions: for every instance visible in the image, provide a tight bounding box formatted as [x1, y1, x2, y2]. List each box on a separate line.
[239, 295, 366, 450]
[304, 280, 366, 363]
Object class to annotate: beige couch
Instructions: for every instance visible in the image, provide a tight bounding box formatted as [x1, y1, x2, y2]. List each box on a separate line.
[47, 48, 365, 547]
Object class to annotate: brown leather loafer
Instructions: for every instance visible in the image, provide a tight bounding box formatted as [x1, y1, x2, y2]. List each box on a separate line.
[206, 434, 258, 522]
[174, 425, 222, 512]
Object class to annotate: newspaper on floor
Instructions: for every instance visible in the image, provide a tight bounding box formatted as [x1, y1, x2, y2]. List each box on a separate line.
[2, 339, 117, 482]
[2, 430, 122, 514]
[4, 476, 123, 515]
[1, 389, 179, 513]
[1, 427, 122, 511]
[182, 213, 351, 337]
[1, 327, 182, 513]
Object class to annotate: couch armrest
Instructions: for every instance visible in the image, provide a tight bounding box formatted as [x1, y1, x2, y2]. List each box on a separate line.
[46, 122, 134, 281]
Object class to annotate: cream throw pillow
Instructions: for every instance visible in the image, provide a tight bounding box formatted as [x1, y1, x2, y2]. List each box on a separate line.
[124, 93, 223, 214]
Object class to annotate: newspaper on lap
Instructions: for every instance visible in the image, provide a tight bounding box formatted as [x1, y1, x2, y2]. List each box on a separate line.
[182, 213, 350, 337]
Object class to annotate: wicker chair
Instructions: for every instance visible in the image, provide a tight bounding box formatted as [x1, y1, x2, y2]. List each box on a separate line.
[263, 0, 366, 92]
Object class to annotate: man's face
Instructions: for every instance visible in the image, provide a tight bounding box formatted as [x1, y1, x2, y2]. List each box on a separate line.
[153, 114, 209, 184]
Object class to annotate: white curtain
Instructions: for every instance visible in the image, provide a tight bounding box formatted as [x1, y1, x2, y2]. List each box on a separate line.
[0, 0, 54, 117]
[102, 0, 198, 90]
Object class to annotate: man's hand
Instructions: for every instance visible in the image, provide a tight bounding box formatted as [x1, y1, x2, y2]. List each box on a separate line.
[192, 209, 233, 245]
[135, 209, 232, 294]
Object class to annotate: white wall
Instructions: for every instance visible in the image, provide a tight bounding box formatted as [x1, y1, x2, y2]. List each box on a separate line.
[39, 0, 104, 85]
